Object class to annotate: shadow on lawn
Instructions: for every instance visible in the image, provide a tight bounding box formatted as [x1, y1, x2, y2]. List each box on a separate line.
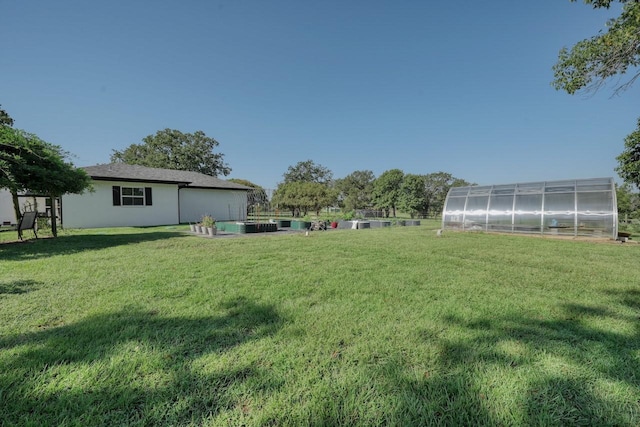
[0, 231, 187, 261]
[0, 297, 284, 425]
[0, 279, 42, 295]
[392, 289, 640, 425]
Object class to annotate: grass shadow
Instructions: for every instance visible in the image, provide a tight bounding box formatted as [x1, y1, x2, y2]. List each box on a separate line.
[0, 279, 42, 295]
[0, 231, 188, 261]
[399, 297, 640, 425]
[603, 287, 640, 312]
[0, 297, 284, 425]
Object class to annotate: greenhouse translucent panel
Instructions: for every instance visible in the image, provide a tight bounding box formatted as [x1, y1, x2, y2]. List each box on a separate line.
[516, 182, 544, 193]
[448, 187, 469, 197]
[488, 194, 515, 231]
[442, 197, 466, 229]
[577, 191, 613, 212]
[545, 180, 575, 193]
[513, 194, 542, 233]
[442, 178, 617, 238]
[576, 191, 615, 236]
[469, 186, 492, 195]
[543, 192, 576, 235]
[446, 197, 466, 212]
[491, 184, 516, 195]
[464, 196, 489, 229]
[577, 178, 612, 191]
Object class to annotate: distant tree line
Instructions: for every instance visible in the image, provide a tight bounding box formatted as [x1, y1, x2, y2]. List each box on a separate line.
[270, 160, 471, 218]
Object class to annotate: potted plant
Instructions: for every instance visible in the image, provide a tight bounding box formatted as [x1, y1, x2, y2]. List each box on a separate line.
[201, 215, 217, 236]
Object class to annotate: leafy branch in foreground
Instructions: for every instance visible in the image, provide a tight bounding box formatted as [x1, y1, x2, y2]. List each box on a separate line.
[552, 0, 640, 96]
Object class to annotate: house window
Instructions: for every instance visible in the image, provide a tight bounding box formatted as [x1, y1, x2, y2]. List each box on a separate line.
[112, 186, 153, 206]
[122, 187, 145, 205]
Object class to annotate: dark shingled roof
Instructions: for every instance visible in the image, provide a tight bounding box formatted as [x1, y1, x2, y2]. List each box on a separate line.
[81, 164, 251, 190]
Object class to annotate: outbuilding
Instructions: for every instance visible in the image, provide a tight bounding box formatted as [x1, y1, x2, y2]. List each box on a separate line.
[61, 163, 250, 228]
[441, 177, 618, 238]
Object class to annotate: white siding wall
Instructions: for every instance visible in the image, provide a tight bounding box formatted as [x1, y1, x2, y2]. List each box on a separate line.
[0, 190, 16, 225]
[0, 190, 49, 225]
[179, 188, 247, 223]
[61, 181, 179, 228]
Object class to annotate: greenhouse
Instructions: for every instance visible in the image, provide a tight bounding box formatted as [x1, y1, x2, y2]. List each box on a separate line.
[441, 177, 618, 238]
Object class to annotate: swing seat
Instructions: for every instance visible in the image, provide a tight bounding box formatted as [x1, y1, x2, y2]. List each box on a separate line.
[18, 211, 38, 240]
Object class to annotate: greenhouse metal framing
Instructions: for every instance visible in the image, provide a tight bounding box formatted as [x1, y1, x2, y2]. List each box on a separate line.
[441, 177, 617, 238]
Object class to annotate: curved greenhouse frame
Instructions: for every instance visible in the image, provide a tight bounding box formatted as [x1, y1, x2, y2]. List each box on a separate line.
[442, 177, 618, 238]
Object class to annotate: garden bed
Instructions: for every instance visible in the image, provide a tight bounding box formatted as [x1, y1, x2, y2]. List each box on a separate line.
[217, 222, 278, 234]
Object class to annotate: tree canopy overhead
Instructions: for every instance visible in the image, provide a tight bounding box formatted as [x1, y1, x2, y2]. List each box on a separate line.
[552, 1, 640, 188]
[283, 160, 333, 185]
[552, 0, 640, 95]
[111, 129, 231, 177]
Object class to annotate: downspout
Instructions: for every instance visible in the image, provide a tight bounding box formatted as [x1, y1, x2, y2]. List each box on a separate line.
[59, 196, 63, 230]
[611, 178, 618, 239]
[178, 185, 183, 224]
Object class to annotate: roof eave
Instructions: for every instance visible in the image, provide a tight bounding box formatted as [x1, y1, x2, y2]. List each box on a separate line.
[91, 176, 191, 185]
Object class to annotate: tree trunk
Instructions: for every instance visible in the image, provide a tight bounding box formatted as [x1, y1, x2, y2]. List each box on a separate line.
[10, 190, 21, 225]
[49, 194, 58, 237]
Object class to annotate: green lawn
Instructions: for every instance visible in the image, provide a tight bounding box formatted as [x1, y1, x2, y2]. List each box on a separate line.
[1, 225, 639, 426]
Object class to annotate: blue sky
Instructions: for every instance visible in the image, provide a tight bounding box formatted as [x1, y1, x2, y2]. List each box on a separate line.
[2, 1, 637, 189]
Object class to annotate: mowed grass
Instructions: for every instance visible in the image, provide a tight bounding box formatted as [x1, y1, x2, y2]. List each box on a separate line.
[1, 224, 639, 426]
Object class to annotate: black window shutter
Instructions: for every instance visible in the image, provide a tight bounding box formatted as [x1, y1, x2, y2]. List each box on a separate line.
[112, 186, 121, 206]
[145, 187, 153, 206]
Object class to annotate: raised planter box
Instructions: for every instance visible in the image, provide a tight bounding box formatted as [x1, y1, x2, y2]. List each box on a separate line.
[290, 220, 311, 230]
[244, 222, 277, 233]
[369, 220, 391, 228]
[337, 220, 370, 230]
[276, 219, 291, 228]
[337, 221, 355, 229]
[218, 222, 278, 234]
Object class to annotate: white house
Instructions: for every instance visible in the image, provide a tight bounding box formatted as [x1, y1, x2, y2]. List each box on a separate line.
[60, 163, 250, 228]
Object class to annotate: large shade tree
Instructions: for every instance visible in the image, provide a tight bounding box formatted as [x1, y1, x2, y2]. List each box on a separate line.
[1, 127, 92, 237]
[372, 169, 404, 217]
[396, 172, 471, 219]
[272, 181, 337, 217]
[111, 128, 231, 177]
[552, 0, 640, 186]
[275, 160, 335, 217]
[334, 170, 375, 211]
[616, 182, 640, 221]
[615, 118, 640, 188]
[423, 172, 472, 218]
[398, 174, 427, 218]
